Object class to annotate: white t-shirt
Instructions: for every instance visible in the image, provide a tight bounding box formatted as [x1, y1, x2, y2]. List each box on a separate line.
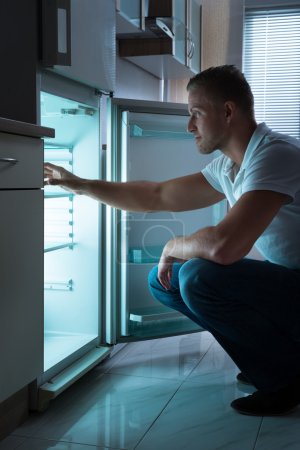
[202, 123, 300, 269]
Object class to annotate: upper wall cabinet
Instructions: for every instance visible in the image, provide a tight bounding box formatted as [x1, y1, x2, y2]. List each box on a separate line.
[41, 0, 116, 92]
[117, 0, 201, 79]
[187, 0, 201, 74]
[116, 0, 146, 35]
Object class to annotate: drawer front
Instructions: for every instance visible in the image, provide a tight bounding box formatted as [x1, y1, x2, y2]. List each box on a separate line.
[0, 132, 43, 188]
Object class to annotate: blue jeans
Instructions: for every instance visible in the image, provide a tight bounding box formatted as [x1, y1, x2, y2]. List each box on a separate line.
[148, 258, 300, 392]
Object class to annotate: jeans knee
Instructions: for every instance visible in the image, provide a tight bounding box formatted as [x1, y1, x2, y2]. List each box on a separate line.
[179, 258, 222, 308]
[179, 259, 202, 298]
[148, 265, 160, 291]
[148, 264, 184, 312]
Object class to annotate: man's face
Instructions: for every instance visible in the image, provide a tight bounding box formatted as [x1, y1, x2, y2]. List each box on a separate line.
[187, 87, 229, 155]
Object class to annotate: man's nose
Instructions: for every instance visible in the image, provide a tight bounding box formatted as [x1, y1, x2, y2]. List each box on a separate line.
[187, 116, 195, 133]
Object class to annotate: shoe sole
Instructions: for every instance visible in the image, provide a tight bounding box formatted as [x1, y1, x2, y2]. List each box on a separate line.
[231, 403, 299, 417]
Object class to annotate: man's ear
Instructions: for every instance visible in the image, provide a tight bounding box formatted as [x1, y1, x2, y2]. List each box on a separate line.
[224, 101, 235, 122]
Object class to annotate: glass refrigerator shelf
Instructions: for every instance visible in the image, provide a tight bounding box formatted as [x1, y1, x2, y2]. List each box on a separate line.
[44, 145, 74, 253]
[130, 124, 193, 140]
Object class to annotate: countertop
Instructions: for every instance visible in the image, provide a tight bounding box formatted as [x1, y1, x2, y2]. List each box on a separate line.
[0, 117, 55, 139]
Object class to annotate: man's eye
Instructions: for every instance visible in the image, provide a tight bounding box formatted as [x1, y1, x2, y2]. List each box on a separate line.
[193, 111, 201, 118]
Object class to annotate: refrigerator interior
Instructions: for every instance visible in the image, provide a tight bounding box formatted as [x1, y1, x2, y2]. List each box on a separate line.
[118, 110, 227, 340]
[41, 91, 100, 372]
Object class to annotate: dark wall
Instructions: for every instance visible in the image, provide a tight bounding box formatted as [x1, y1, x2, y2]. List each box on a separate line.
[0, 0, 38, 124]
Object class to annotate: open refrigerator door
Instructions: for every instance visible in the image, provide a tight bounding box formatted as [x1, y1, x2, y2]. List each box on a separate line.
[105, 98, 227, 344]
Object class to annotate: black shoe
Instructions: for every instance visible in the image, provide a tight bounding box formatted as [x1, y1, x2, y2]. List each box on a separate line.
[231, 389, 300, 416]
[236, 372, 253, 386]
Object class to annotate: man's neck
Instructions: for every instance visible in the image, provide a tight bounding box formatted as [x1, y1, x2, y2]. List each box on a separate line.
[222, 119, 257, 167]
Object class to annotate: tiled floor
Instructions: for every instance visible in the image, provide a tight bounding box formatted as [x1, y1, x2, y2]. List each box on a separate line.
[1, 331, 300, 450]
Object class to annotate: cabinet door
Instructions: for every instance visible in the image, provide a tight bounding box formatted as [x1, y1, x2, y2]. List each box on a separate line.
[0, 190, 44, 403]
[187, 0, 201, 73]
[49, 0, 116, 92]
[116, 0, 144, 32]
[173, 0, 186, 66]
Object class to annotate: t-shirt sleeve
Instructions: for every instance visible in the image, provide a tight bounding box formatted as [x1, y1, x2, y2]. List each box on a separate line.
[242, 142, 300, 199]
[201, 155, 225, 193]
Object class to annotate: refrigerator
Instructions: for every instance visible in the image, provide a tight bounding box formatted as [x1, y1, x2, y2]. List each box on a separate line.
[37, 73, 226, 410]
[37, 71, 111, 411]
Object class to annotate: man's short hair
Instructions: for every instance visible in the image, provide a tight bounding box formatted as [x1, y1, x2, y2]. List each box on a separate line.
[187, 65, 255, 116]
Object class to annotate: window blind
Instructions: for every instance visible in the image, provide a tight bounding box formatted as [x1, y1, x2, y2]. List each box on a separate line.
[243, 8, 300, 138]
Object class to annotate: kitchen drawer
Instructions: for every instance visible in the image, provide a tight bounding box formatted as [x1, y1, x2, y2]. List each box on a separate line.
[0, 131, 43, 189]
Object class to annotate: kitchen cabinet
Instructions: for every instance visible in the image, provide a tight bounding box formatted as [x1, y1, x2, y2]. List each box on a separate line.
[118, 0, 201, 79]
[116, 0, 146, 34]
[0, 118, 54, 404]
[186, 0, 201, 73]
[0, 0, 38, 124]
[41, 0, 116, 92]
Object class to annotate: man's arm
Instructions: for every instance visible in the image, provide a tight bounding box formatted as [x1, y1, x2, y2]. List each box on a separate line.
[44, 162, 225, 212]
[164, 190, 290, 263]
[158, 189, 290, 289]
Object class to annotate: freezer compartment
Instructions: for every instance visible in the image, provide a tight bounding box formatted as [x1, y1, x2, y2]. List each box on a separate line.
[42, 91, 101, 372]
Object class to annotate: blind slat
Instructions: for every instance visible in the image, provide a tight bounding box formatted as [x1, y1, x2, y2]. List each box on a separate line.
[243, 8, 300, 139]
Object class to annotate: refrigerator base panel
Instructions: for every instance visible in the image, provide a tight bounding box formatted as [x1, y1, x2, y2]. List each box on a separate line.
[38, 346, 111, 412]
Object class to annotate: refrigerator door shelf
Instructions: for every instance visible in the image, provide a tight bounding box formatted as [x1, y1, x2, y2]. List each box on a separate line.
[130, 306, 183, 323]
[130, 123, 193, 140]
[127, 316, 203, 342]
[128, 245, 163, 263]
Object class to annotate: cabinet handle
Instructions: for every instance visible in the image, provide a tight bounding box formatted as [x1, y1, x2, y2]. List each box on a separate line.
[0, 157, 18, 164]
[190, 39, 195, 59]
[187, 31, 193, 58]
[41, 0, 71, 67]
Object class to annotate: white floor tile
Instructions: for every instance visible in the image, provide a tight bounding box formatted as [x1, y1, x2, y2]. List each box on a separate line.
[135, 381, 261, 450]
[9, 437, 114, 450]
[254, 413, 300, 450]
[5, 332, 300, 450]
[22, 373, 181, 449]
[13, 372, 106, 438]
[97, 332, 214, 381]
